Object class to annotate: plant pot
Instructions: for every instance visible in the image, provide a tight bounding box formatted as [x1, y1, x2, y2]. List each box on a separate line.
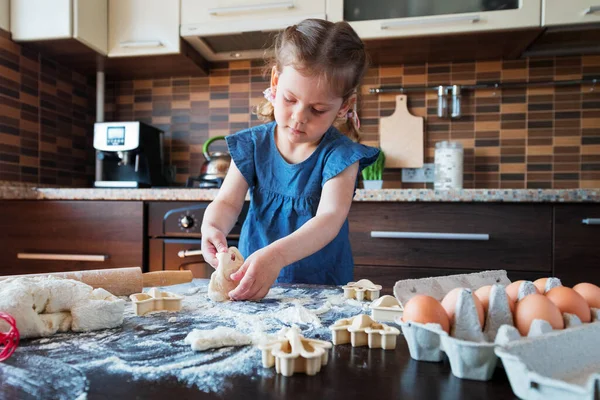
[363, 180, 383, 189]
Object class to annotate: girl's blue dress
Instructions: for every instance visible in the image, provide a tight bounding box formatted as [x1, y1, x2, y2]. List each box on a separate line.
[225, 121, 379, 285]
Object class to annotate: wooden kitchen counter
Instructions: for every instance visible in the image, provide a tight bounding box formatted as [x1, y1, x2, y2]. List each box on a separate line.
[1, 280, 518, 400]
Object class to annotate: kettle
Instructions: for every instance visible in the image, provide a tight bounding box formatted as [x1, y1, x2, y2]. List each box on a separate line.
[198, 136, 231, 186]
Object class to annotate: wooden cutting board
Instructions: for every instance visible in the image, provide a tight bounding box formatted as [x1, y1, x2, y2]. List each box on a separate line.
[379, 94, 424, 168]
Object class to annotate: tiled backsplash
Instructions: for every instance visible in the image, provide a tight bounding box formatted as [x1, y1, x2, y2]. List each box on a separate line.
[0, 30, 96, 186]
[2, 29, 599, 188]
[106, 58, 600, 189]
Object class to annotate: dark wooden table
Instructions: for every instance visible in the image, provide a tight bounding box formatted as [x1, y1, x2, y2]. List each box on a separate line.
[75, 340, 517, 400]
[1, 281, 518, 400]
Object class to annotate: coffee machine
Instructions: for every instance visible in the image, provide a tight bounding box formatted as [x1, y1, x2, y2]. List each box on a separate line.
[94, 121, 166, 188]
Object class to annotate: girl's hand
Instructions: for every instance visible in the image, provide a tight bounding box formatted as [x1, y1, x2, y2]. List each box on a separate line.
[228, 247, 285, 301]
[201, 225, 228, 269]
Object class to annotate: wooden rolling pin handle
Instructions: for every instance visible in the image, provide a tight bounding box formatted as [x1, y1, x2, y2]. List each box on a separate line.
[142, 270, 194, 288]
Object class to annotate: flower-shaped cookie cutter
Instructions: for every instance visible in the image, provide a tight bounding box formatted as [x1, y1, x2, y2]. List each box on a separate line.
[330, 314, 400, 350]
[130, 287, 183, 316]
[257, 326, 332, 377]
[342, 279, 382, 301]
[369, 295, 404, 323]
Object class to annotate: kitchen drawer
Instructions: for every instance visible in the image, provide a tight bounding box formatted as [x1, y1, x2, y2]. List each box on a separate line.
[349, 203, 552, 272]
[554, 205, 600, 287]
[0, 201, 144, 275]
[354, 265, 549, 295]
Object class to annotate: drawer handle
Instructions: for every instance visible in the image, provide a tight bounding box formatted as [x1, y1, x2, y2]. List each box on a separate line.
[208, 1, 294, 16]
[17, 253, 108, 262]
[381, 14, 480, 30]
[370, 231, 490, 241]
[584, 6, 600, 15]
[178, 249, 203, 258]
[582, 218, 600, 225]
[119, 41, 164, 48]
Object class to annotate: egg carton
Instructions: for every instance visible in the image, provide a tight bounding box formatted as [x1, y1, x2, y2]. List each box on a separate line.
[395, 271, 600, 384]
[495, 321, 600, 400]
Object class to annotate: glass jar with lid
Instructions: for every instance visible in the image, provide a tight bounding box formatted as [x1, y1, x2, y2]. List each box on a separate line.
[434, 141, 464, 190]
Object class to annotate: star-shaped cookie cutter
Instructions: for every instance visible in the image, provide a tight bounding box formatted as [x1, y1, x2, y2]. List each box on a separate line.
[342, 279, 382, 301]
[257, 326, 333, 377]
[330, 314, 400, 350]
[130, 287, 183, 316]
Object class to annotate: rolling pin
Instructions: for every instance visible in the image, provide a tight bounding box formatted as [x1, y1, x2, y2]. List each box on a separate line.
[0, 267, 193, 296]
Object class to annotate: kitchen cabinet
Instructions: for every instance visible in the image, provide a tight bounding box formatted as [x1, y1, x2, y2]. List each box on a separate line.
[0, 0, 9, 31]
[180, 0, 326, 61]
[349, 203, 553, 291]
[542, 0, 600, 26]
[181, 0, 325, 35]
[327, 0, 541, 39]
[0, 201, 144, 276]
[10, 0, 107, 55]
[108, 0, 180, 57]
[553, 205, 600, 287]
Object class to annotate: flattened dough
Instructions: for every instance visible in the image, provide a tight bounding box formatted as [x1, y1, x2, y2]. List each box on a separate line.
[207, 247, 244, 302]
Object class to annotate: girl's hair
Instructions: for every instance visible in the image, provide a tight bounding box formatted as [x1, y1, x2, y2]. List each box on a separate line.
[255, 19, 369, 142]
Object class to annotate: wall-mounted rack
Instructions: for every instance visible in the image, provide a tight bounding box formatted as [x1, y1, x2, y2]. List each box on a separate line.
[369, 77, 599, 119]
[369, 77, 599, 94]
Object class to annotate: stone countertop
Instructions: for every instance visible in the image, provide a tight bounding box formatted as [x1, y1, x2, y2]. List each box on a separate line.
[0, 182, 599, 202]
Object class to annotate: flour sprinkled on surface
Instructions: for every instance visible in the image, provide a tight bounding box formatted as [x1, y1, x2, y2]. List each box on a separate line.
[1, 281, 371, 397]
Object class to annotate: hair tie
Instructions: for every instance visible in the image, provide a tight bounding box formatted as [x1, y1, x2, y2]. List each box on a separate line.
[263, 87, 275, 104]
[0, 312, 19, 362]
[347, 110, 361, 130]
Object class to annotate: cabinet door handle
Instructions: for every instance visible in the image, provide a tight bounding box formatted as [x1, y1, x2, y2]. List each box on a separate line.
[17, 253, 108, 262]
[119, 41, 164, 48]
[208, 1, 294, 16]
[370, 231, 490, 241]
[582, 218, 600, 225]
[381, 14, 481, 30]
[584, 6, 600, 14]
[178, 249, 203, 258]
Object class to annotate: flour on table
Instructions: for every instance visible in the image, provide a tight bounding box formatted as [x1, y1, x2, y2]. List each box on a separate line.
[168, 317, 177, 323]
[184, 326, 255, 351]
[0, 276, 125, 339]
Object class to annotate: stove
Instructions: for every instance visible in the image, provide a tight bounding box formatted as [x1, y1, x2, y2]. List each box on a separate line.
[147, 201, 248, 278]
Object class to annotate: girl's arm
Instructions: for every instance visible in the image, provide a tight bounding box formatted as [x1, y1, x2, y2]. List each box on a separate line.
[200, 160, 249, 268]
[229, 161, 359, 300]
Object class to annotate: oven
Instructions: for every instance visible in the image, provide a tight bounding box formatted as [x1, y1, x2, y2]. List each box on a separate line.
[147, 201, 247, 278]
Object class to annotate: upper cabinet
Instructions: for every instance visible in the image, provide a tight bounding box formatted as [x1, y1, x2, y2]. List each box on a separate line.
[0, 0, 9, 32]
[108, 0, 180, 57]
[327, 0, 542, 39]
[543, 0, 600, 26]
[10, 0, 108, 54]
[180, 0, 326, 61]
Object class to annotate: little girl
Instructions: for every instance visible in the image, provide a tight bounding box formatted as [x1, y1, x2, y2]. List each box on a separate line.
[201, 18, 379, 301]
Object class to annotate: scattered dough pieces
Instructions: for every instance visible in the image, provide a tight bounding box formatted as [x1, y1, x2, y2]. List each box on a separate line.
[184, 326, 253, 351]
[0, 276, 124, 339]
[208, 247, 244, 302]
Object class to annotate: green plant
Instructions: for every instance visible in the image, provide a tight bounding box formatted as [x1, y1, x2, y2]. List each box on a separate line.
[362, 150, 385, 181]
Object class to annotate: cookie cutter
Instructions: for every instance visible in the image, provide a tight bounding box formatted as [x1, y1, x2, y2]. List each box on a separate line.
[342, 279, 382, 301]
[330, 314, 400, 350]
[129, 287, 183, 316]
[369, 295, 404, 323]
[257, 326, 332, 377]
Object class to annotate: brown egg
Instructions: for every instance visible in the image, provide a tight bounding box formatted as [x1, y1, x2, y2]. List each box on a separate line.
[402, 294, 450, 333]
[441, 287, 485, 328]
[573, 282, 600, 309]
[505, 280, 541, 303]
[533, 277, 549, 294]
[514, 293, 564, 336]
[545, 286, 591, 323]
[475, 285, 515, 314]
